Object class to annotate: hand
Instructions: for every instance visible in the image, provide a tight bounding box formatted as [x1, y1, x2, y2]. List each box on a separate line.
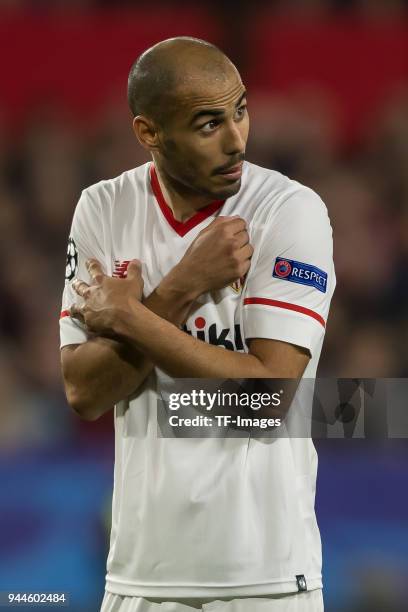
[168, 216, 253, 297]
[70, 258, 144, 335]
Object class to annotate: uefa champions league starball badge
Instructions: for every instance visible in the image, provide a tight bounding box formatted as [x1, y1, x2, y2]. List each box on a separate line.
[65, 237, 78, 282]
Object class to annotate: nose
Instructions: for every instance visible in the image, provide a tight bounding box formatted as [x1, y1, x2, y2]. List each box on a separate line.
[222, 120, 246, 156]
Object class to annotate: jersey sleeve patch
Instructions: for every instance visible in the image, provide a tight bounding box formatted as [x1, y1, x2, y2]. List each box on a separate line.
[65, 237, 78, 282]
[273, 257, 327, 293]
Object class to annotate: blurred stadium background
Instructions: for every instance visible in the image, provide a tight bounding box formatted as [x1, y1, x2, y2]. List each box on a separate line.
[1, 0, 408, 610]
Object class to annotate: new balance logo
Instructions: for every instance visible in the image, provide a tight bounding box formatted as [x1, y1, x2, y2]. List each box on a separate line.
[113, 260, 130, 278]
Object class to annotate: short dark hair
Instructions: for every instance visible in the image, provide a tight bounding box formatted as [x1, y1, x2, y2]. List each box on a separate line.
[127, 37, 224, 124]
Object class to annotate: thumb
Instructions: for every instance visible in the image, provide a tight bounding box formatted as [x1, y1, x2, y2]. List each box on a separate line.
[126, 259, 142, 279]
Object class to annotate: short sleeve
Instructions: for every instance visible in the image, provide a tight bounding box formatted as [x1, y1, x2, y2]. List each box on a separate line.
[59, 189, 105, 348]
[243, 188, 335, 356]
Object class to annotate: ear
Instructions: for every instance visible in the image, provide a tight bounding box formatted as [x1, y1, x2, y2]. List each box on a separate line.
[132, 115, 160, 151]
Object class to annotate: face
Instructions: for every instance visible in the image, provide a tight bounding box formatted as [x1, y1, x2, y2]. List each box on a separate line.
[154, 68, 249, 200]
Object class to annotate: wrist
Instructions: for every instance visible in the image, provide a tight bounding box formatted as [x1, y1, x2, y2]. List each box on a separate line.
[158, 265, 202, 304]
[112, 296, 145, 341]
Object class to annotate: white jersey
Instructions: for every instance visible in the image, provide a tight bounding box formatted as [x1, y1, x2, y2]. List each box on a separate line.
[60, 161, 335, 598]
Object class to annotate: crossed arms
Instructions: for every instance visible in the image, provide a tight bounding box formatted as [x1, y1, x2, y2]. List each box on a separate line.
[60, 217, 310, 421]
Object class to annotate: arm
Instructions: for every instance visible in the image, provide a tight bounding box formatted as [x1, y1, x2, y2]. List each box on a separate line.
[61, 277, 197, 421]
[119, 302, 310, 419]
[114, 299, 309, 380]
[72, 287, 309, 419]
[70, 188, 335, 421]
[61, 216, 253, 421]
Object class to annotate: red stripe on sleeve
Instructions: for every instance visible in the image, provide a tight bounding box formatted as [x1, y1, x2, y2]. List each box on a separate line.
[60, 310, 70, 319]
[243, 297, 325, 328]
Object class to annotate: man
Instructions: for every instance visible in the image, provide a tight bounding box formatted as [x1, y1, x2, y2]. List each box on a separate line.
[60, 37, 335, 612]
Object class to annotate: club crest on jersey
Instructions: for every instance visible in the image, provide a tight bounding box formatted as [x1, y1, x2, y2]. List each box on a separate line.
[229, 276, 246, 293]
[273, 257, 327, 293]
[113, 260, 130, 278]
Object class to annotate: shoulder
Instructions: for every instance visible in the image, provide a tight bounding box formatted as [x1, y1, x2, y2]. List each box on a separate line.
[70, 163, 150, 240]
[245, 162, 328, 223]
[245, 162, 326, 209]
[79, 163, 150, 217]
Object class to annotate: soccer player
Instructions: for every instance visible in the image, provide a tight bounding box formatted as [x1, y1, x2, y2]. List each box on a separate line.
[60, 37, 335, 612]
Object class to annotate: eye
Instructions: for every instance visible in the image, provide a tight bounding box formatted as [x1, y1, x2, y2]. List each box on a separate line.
[200, 119, 219, 134]
[235, 104, 247, 120]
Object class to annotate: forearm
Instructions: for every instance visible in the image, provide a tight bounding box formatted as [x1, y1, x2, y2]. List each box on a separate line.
[116, 300, 271, 379]
[63, 279, 197, 420]
[112, 303, 304, 423]
[62, 336, 151, 421]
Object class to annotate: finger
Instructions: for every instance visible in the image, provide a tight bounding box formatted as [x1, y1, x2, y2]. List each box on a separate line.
[202, 217, 229, 232]
[205, 215, 242, 231]
[229, 217, 247, 234]
[238, 258, 251, 278]
[69, 304, 85, 323]
[125, 259, 142, 280]
[86, 258, 105, 285]
[240, 243, 254, 260]
[204, 217, 246, 237]
[212, 214, 240, 223]
[234, 229, 250, 248]
[72, 278, 91, 298]
[216, 214, 244, 224]
[217, 217, 246, 236]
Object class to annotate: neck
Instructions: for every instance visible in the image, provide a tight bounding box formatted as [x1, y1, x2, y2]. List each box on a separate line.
[153, 162, 215, 223]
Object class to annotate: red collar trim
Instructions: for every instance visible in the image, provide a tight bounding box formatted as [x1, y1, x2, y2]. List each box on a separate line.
[149, 164, 225, 237]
